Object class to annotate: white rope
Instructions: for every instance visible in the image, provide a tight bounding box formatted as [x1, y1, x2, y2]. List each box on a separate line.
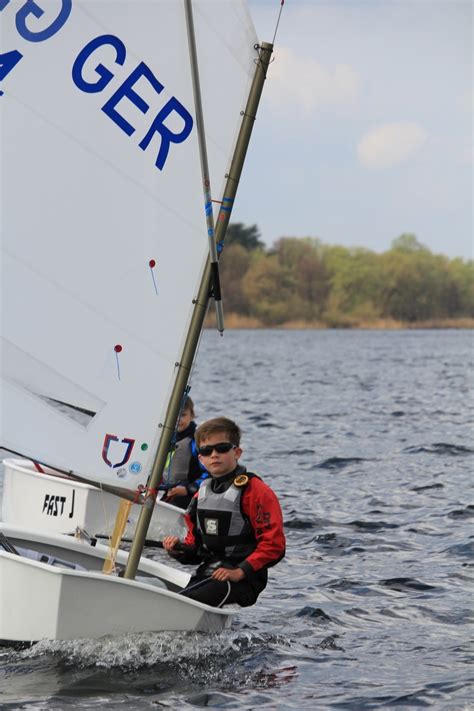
[217, 581, 232, 608]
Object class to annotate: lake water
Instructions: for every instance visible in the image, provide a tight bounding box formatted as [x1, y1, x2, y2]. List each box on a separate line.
[1, 329, 473, 710]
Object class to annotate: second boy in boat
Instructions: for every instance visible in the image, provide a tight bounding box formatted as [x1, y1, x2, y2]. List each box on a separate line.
[160, 396, 208, 509]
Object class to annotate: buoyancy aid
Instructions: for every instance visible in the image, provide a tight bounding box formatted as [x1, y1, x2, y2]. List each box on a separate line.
[164, 433, 195, 486]
[196, 471, 257, 562]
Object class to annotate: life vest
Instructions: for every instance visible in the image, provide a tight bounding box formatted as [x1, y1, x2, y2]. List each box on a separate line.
[196, 473, 256, 562]
[164, 434, 195, 486]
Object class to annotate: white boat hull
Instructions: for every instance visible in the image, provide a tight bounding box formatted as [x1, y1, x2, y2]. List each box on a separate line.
[1, 459, 185, 538]
[0, 523, 234, 642]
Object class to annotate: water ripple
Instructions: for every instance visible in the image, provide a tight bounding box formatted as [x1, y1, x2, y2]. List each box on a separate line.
[378, 578, 438, 593]
[403, 443, 474, 456]
[316, 457, 371, 470]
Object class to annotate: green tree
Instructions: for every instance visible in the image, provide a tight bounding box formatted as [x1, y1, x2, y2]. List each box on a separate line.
[449, 258, 474, 316]
[242, 254, 302, 324]
[273, 237, 330, 319]
[323, 245, 384, 319]
[225, 223, 265, 251]
[391, 233, 429, 253]
[219, 243, 252, 314]
[215, 230, 473, 325]
[379, 247, 458, 321]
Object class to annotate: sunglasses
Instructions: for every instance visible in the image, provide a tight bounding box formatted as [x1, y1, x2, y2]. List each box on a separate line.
[198, 442, 236, 457]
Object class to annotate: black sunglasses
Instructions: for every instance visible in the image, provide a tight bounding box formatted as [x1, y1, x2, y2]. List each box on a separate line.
[198, 442, 236, 457]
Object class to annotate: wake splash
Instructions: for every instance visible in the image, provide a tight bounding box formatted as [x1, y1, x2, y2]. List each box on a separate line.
[17, 629, 287, 672]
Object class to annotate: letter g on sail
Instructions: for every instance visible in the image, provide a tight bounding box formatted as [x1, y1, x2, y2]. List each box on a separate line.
[14, 0, 72, 43]
[102, 433, 135, 468]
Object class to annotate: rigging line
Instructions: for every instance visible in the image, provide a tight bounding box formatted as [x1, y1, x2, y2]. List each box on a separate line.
[166, 322, 204, 479]
[218, 581, 232, 608]
[0, 445, 145, 503]
[272, 0, 286, 48]
[192, 3, 255, 75]
[0, 446, 73, 477]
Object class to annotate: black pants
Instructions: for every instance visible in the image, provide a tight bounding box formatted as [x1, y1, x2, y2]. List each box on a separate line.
[180, 562, 267, 607]
[180, 575, 262, 607]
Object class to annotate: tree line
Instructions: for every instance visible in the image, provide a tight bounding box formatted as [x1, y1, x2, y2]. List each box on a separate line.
[216, 224, 474, 326]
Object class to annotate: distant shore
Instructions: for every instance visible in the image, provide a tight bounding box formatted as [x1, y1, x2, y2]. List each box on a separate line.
[204, 313, 474, 330]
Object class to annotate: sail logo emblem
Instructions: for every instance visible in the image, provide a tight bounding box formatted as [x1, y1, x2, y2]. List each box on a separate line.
[129, 461, 142, 475]
[102, 434, 135, 468]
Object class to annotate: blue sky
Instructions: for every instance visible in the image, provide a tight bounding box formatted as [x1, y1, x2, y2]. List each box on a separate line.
[235, 0, 473, 259]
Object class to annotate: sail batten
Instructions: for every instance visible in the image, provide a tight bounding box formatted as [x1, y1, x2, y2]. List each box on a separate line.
[1, 1, 258, 487]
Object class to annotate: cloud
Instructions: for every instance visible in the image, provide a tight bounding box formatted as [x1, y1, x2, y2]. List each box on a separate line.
[266, 46, 360, 117]
[357, 122, 427, 168]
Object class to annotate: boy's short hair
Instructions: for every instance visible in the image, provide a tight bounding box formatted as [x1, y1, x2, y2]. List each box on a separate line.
[182, 395, 195, 418]
[195, 417, 241, 447]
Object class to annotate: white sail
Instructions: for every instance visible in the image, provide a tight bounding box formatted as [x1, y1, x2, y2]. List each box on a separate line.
[0, 1, 257, 488]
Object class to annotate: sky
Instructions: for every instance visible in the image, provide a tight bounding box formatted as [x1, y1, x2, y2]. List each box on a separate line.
[232, 0, 473, 259]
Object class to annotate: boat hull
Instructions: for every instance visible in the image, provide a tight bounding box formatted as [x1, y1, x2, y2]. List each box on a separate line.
[0, 523, 234, 642]
[1, 458, 185, 538]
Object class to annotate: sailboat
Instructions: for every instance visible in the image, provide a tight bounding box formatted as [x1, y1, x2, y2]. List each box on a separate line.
[0, 0, 273, 642]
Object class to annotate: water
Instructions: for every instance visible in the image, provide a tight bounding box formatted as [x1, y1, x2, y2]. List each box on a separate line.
[1, 330, 473, 710]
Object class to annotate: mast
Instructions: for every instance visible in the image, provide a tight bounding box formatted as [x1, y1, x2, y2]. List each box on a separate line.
[124, 40, 274, 579]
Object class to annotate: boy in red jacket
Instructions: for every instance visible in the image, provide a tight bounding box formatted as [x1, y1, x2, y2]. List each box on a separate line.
[163, 417, 285, 607]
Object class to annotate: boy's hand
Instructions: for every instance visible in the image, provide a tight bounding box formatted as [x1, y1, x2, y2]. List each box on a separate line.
[211, 567, 245, 583]
[167, 485, 187, 500]
[162, 535, 180, 552]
